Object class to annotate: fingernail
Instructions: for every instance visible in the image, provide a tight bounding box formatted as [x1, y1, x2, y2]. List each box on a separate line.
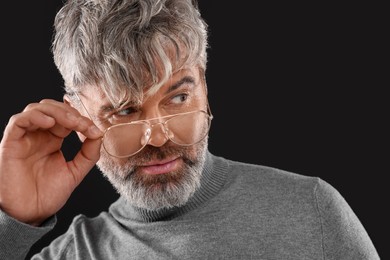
[89, 125, 103, 136]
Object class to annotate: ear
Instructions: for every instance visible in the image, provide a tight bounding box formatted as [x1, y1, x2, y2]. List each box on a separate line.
[63, 94, 73, 107]
[63, 94, 87, 142]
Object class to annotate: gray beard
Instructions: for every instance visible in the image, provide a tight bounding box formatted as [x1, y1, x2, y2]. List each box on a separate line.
[96, 138, 208, 210]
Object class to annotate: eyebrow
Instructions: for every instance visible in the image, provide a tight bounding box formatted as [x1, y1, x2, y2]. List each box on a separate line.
[95, 75, 198, 114]
[166, 76, 196, 93]
[98, 100, 139, 114]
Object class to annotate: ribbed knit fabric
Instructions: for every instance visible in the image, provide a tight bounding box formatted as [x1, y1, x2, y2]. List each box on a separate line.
[0, 151, 380, 259]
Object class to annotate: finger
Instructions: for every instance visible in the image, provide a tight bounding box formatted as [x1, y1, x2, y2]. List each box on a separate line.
[37, 101, 104, 139]
[3, 110, 56, 140]
[5, 101, 102, 140]
[36, 101, 103, 139]
[67, 137, 102, 185]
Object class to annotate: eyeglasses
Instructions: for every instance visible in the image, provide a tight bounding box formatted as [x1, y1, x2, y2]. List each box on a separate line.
[103, 110, 212, 158]
[74, 93, 213, 158]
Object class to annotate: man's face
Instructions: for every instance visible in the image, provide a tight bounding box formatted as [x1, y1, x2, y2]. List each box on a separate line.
[75, 66, 210, 209]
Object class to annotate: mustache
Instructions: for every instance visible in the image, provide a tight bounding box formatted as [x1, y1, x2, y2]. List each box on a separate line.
[120, 144, 195, 182]
[126, 143, 194, 166]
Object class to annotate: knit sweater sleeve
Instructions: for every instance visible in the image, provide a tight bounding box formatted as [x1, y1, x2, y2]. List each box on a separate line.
[0, 209, 56, 260]
[315, 178, 380, 259]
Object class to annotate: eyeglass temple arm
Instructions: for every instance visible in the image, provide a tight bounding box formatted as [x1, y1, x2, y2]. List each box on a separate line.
[73, 92, 95, 121]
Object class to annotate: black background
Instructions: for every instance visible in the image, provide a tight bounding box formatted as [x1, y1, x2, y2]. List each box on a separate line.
[1, 1, 386, 258]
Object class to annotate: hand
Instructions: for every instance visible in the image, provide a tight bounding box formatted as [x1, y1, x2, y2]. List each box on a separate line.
[0, 99, 103, 226]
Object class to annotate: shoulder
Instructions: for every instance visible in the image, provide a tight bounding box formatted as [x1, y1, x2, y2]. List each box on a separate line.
[313, 178, 380, 258]
[221, 155, 321, 194]
[37, 212, 115, 258]
[69, 211, 115, 233]
[217, 155, 347, 207]
[209, 154, 326, 215]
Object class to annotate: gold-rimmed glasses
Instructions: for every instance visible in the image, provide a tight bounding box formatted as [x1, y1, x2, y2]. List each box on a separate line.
[74, 93, 213, 158]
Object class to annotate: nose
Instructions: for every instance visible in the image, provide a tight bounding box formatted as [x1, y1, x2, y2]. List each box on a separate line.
[146, 122, 169, 147]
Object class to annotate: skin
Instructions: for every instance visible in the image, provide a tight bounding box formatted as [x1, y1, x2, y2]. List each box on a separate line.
[74, 66, 209, 209]
[0, 100, 102, 226]
[0, 65, 208, 225]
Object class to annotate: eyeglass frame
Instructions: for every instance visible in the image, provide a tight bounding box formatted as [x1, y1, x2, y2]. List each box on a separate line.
[73, 92, 213, 158]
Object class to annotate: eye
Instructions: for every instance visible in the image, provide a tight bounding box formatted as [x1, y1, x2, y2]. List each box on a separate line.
[108, 106, 139, 124]
[171, 93, 188, 104]
[116, 107, 136, 116]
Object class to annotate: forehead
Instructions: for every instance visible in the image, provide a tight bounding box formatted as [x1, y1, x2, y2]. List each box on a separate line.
[79, 66, 203, 107]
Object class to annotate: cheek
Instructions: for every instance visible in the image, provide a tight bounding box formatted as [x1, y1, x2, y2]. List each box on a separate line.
[98, 147, 129, 166]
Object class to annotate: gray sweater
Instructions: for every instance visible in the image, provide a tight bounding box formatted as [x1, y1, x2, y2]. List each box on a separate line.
[0, 152, 380, 259]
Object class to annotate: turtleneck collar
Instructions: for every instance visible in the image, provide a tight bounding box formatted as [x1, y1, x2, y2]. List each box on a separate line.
[108, 151, 228, 223]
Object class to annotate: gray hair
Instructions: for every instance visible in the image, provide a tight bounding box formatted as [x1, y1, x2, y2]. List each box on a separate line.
[52, 0, 208, 105]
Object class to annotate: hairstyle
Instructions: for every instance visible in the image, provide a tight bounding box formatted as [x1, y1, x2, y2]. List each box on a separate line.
[52, 0, 208, 105]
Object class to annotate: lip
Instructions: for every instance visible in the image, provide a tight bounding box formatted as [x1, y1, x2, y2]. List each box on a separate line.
[139, 156, 180, 175]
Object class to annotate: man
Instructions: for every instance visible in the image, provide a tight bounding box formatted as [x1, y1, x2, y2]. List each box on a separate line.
[0, 0, 380, 259]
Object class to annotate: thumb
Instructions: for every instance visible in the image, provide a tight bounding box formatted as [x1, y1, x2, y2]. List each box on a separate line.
[68, 137, 102, 185]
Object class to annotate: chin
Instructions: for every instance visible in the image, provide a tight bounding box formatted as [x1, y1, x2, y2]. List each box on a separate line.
[96, 139, 208, 209]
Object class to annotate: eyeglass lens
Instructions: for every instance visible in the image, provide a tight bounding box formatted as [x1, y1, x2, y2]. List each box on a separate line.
[102, 110, 211, 158]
